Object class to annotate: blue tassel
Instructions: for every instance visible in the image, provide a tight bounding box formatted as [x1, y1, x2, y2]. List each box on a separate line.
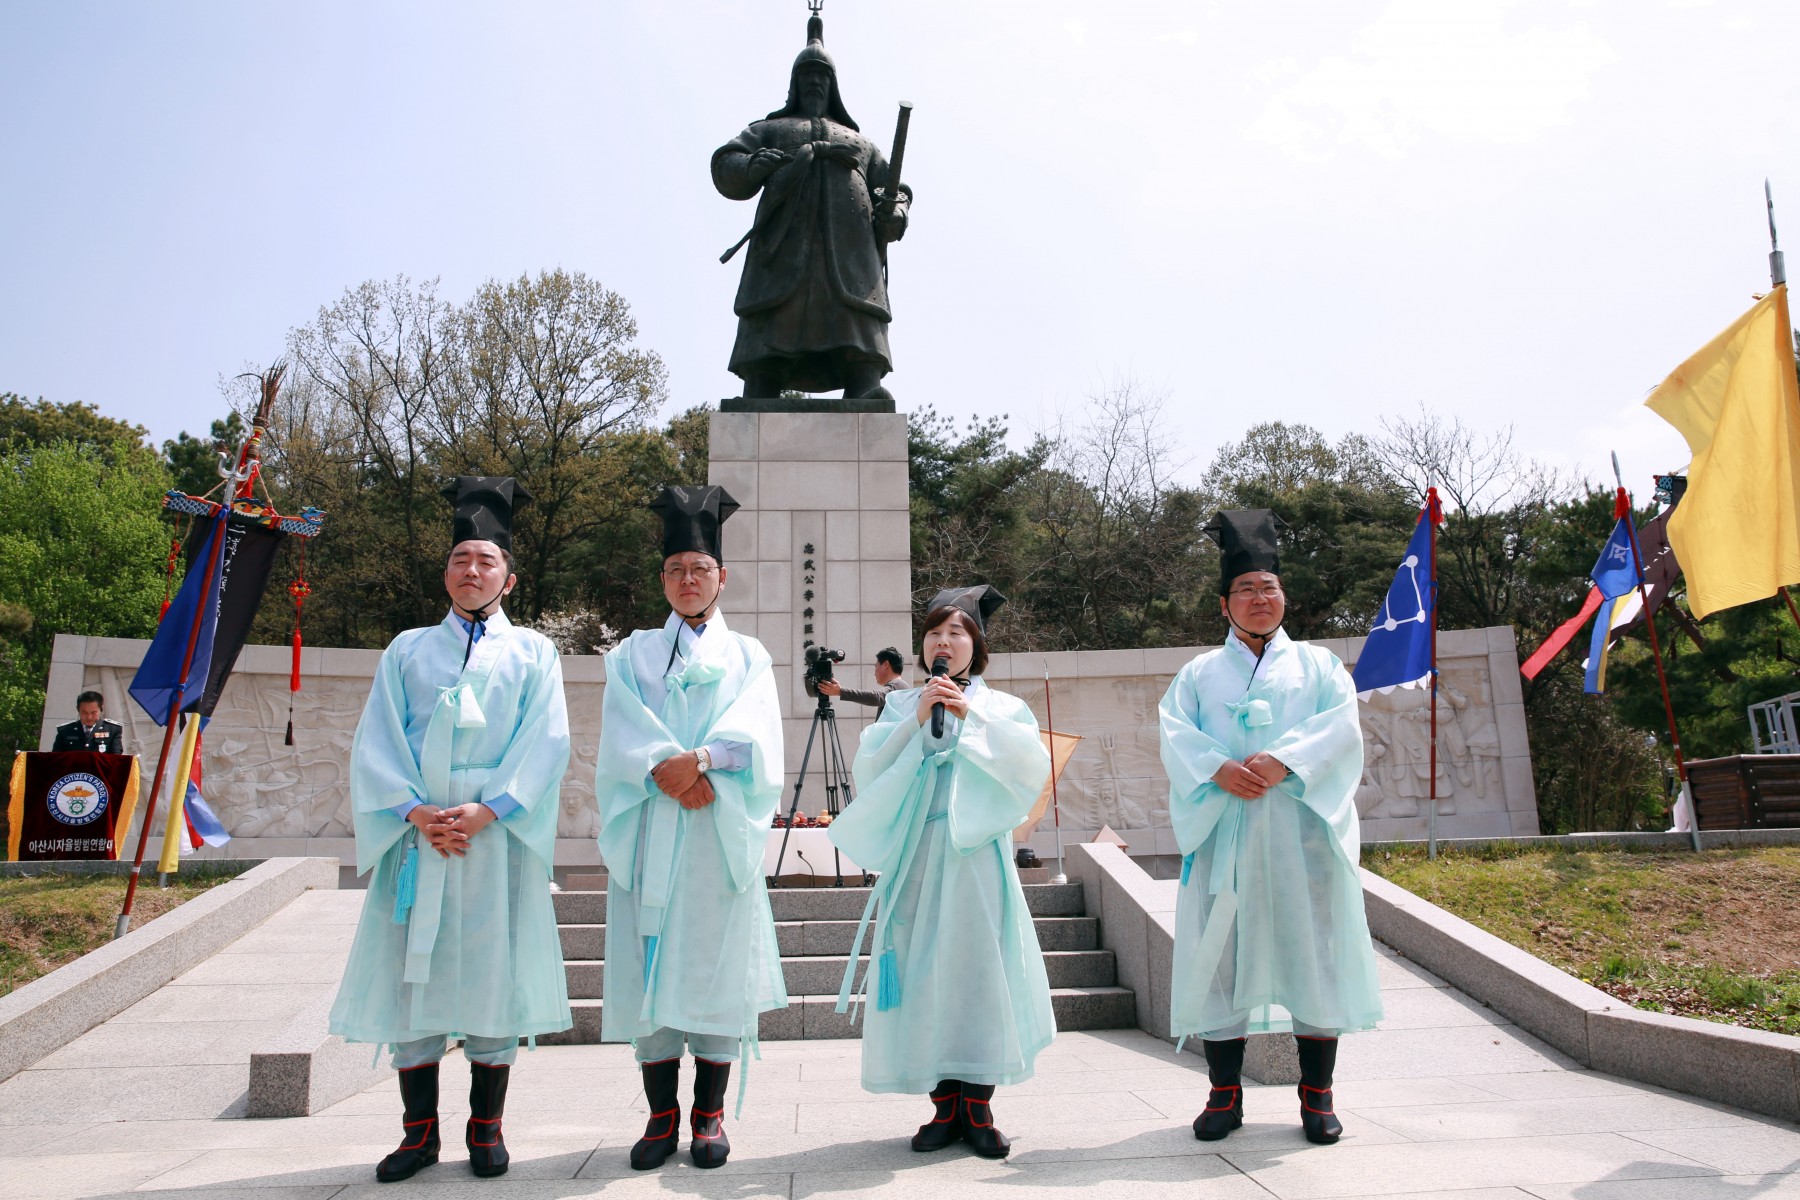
[644, 935, 659, 976]
[392, 842, 418, 924]
[1180, 853, 1194, 887]
[876, 948, 901, 1012]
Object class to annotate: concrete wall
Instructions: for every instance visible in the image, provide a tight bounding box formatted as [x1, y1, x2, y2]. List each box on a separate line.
[40, 622, 1535, 868]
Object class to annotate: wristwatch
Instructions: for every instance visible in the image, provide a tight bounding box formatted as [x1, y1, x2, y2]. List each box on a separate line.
[694, 746, 713, 774]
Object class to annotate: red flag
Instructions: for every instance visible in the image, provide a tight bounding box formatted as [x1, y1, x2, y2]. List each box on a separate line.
[1522, 587, 1604, 680]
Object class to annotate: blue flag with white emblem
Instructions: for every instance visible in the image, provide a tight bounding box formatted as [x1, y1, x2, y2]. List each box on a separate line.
[1583, 514, 1642, 694]
[1354, 497, 1438, 699]
[128, 513, 226, 725]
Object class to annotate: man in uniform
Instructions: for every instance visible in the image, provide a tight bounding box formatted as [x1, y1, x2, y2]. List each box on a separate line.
[712, 10, 911, 400]
[595, 484, 786, 1170]
[328, 477, 571, 1182]
[1159, 510, 1384, 1146]
[814, 646, 907, 708]
[53, 691, 124, 753]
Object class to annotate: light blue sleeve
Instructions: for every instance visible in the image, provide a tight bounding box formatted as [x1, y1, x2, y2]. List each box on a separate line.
[482, 792, 522, 819]
[391, 797, 422, 820]
[702, 739, 751, 772]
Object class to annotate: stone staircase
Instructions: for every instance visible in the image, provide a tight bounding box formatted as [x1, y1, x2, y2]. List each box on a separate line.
[543, 879, 1136, 1044]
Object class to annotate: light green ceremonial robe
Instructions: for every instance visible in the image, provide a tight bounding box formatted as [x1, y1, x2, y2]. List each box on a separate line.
[829, 679, 1056, 1093]
[595, 611, 787, 1045]
[329, 610, 572, 1045]
[1160, 628, 1383, 1041]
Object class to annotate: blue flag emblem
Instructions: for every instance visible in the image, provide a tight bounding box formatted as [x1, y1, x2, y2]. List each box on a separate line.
[1353, 506, 1436, 698]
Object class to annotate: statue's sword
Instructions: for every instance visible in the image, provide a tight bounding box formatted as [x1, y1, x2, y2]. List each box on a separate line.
[879, 100, 913, 219]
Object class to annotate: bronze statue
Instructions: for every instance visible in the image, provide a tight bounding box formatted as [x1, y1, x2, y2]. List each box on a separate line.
[713, 7, 911, 403]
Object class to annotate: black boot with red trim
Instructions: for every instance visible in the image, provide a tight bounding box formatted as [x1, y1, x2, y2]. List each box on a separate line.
[959, 1083, 1010, 1158]
[911, 1079, 963, 1151]
[1193, 1038, 1246, 1141]
[1296, 1036, 1344, 1145]
[376, 1063, 441, 1182]
[689, 1057, 732, 1168]
[630, 1058, 682, 1170]
[466, 1062, 511, 1177]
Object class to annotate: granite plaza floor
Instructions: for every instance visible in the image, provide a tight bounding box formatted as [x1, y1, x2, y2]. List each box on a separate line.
[2, 890, 1799, 1199]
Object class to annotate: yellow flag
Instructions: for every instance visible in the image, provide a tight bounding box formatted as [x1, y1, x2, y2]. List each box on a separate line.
[156, 715, 202, 875]
[1646, 284, 1800, 619]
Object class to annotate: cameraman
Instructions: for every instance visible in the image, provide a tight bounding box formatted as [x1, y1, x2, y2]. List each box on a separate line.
[814, 646, 908, 708]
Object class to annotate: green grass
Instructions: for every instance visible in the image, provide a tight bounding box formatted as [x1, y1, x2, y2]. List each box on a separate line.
[1362, 844, 1800, 1036]
[0, 867, 243, 997]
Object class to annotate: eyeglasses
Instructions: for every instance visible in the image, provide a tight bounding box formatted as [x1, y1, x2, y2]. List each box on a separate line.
[662, 564, 719, 582]
[1229, 585, 1283, 600]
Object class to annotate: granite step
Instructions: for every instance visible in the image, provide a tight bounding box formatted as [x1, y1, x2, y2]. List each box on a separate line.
[551, 882, 1089, 926]
[557, 915, 1100, 962]
[537, 986, 1136, 1045]
[564, 949, 1117, 1000]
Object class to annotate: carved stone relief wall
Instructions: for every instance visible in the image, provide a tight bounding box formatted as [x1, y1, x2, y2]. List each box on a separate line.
[40, 625, 1536, 868]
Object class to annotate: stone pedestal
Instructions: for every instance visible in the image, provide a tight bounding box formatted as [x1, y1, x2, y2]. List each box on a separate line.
[707, 409, 913, 779]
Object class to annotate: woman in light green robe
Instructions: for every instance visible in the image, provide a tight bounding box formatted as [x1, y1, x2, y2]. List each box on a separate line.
[829, 586, 1054, 1159]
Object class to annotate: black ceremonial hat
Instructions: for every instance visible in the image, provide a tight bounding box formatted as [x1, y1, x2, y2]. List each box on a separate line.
[925, 584, 1007, 633]
[442, 476, 530, 554]
[1205, 509, 1286, 594]
[651, 485, 739, 562]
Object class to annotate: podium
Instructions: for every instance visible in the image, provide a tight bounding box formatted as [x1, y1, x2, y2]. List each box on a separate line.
[6, 750, 141, 860]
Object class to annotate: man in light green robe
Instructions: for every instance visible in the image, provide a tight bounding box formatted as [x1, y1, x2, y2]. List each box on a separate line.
[829, 585, 1054, 1159]
[1161, 509, 1383, 1148]
[594, 485, 786, 1171]
[329, 476, 571, 1182]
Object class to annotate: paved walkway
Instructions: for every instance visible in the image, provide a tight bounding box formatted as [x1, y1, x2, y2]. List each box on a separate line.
[3, 896, 1800, 1199]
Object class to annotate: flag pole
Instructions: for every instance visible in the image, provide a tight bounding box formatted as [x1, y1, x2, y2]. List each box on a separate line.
[1426, 485, 1440, 861]
[1612, 452, 1695, 849]
[114, 508, 228, 939]
[1045, 667, 1068, 886]
[1764, 182, 1800, 637]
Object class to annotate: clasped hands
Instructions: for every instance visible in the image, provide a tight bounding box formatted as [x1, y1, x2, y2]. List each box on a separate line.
[406, 802, 496, 858]
[915, 675, 969, 727]
[652, 751, 716, 811]
[1212, 752, 1290, 800]
[747, 141, 858, 185]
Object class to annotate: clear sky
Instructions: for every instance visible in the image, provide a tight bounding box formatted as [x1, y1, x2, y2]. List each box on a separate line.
[3, 0, 1795, 493]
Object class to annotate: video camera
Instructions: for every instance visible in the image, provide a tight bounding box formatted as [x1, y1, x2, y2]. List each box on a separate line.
[803, 644, 846, 698]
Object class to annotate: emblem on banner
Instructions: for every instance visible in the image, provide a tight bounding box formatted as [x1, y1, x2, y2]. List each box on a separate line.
[47, 772, 110, 825]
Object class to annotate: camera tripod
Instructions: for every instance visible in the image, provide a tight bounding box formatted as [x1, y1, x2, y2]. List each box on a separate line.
[769, 690, 868, 887]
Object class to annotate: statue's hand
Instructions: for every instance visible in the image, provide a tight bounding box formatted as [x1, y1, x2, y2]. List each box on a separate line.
[876, 206, 907, 243]
[818, 142, 859, 167]
[747, 147, 789, 185]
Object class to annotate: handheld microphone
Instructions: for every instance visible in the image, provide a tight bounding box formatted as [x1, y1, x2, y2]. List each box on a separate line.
[930, 654, 951, 737]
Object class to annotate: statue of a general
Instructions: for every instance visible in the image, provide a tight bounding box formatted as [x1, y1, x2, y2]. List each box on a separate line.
[713, 11, 911, 402]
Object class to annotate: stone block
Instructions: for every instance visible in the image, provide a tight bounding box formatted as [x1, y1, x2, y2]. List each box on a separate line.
[730, 516, 760, 563]
[1143, 646, 1201, 675]
[822, 612, 860, 658]
[859, 509, 909, 562]
[1075, 648, 1147, 678]
[1509, 808, 1544, 836]
[1589, 1007, 1800, 1122]
[825, 560, 859, 611]
[1050, 985, 1137, 1030]
[762, 461, 859, 510]
[1145, 911, 1175, 1040]
[246, 989, 386, 1117]
[757, 561, 793, 612]
[88, 636, 150, 667]
[1487, 624, 1518, 654]
[794, 509, 825, 551]
[759, 615, 794, 666]
[0, 856, 338, 1085]
[863, 613, 913, 664]
[860, 561, 910, 611]
[710, 410, 759, 461]
[825, 509, 859, 560]
[759, 1003, 804, 1041]
[44, 660, 83, 715]
[51, 632, 88, 662]
[758, 509, 792, 561]
[858, 460, 908, 509]
[733, 611, 760, 640]
[1438, 627, 1490, 656]
[1495, 701, 1530, 759]
[560, 654, 604, 683]
[1503, 754, 1538, 812]
[552, 890, 606, 924]
[759, 411, 860, 460]
[858, 412, 907, 460]
[708, 459, 759, 509]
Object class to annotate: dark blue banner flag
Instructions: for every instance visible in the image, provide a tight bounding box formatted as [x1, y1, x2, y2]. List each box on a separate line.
[1353, 498, 1437, 699]
[128, 514, 227, 726]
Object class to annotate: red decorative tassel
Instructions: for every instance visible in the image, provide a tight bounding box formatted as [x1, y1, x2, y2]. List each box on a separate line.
[290, 627, 302, 692]
[285, 552, 310, 749]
